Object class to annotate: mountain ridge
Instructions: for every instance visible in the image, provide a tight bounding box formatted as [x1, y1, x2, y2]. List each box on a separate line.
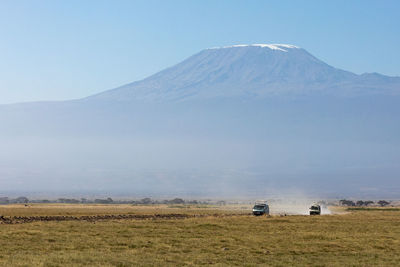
[85, 44, 400, 103]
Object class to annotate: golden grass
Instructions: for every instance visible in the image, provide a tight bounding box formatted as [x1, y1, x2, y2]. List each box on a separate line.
[0, 204, 249, 217]
[0, 205, 399, 266]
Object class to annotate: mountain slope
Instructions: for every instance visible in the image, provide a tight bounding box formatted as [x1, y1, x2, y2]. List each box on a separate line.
[88, 44, 400, 102]
[1, 44, 400, 197]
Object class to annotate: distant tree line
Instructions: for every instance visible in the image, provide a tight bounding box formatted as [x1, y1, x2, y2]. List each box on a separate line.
[339, 199, 391, 207]
[0, 196, 207, 205]
[2, 197, 393, 207]
[0, 197, 29, 204]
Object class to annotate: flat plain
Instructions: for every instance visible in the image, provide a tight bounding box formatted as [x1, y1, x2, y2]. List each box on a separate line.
[0, 204, 399, 266]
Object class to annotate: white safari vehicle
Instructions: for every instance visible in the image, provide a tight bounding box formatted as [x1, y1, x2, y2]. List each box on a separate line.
[309, 204, 321, 215]
[252, 201, 270, 216]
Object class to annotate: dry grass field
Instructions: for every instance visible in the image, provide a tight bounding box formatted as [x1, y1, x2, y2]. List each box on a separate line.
[0, 204, 399, 266]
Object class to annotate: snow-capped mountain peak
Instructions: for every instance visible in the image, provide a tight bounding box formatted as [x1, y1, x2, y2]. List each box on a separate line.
[209, 43, 300, 52]
[88, 44, 400, 102]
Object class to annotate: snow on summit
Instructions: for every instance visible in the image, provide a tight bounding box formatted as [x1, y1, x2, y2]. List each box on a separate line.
[210, 44, 300, 52]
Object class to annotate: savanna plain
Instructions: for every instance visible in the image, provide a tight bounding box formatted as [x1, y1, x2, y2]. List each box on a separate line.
[0, 204, 399, 266]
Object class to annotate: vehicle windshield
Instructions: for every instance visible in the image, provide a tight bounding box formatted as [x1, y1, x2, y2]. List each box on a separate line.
[310, 206, 319, 210]
[253, 205, 265, 210]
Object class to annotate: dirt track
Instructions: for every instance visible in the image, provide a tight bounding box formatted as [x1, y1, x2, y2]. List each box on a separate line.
[0, 213, 249, 224]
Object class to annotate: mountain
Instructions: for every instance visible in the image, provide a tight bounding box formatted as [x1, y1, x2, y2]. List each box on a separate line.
[87, 44, 400, 102]
[1, 44, 400, 198]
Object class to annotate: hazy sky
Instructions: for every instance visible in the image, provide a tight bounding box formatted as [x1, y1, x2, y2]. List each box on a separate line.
[0, 0, 399, 104]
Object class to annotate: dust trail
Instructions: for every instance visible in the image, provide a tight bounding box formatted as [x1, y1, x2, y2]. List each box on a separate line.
[263, 196, 332, 215]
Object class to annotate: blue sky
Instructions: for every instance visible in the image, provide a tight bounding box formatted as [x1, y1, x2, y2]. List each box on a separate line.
[0, 0, 399, 104]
